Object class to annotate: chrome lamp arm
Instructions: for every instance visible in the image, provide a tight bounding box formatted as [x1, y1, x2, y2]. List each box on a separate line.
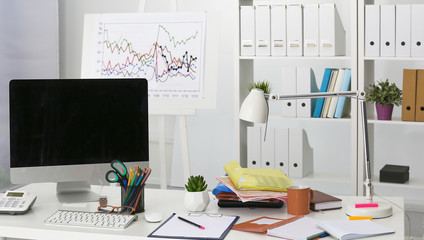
[239, 89, 392, 218]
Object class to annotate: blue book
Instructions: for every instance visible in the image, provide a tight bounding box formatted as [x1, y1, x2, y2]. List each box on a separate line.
[334, 69, 352, 118]
[313, 68, 334, 118]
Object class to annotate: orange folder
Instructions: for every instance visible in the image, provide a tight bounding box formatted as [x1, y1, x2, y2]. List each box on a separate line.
[231, 215, 302, 233]
[415, 69, 424, 121]
[402, 69, 417, 121]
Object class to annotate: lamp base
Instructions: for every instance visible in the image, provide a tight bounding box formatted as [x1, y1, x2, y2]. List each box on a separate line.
[346, 202, 393, 219]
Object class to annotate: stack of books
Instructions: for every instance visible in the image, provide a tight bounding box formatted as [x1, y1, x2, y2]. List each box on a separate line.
[313, 68, 352, 118]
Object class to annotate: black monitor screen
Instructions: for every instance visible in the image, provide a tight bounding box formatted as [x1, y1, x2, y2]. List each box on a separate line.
[10, 79, 149, 167]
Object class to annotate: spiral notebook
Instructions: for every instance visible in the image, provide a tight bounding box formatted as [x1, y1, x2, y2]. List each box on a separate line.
[231, 215, 303, 233]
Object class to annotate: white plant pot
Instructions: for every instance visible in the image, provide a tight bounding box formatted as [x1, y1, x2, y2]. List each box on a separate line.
[184, 190, 210, 212]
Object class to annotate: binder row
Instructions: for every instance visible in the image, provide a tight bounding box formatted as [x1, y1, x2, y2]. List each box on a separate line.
[313, 68, 352, 118]
[402, 69, 424, 122]
[275, 67, 351, 118]
[240, 4, 345, 57]
[280, 67, 311, 118]
[247, 127, 313, 178]
[365, 4, 424, 57]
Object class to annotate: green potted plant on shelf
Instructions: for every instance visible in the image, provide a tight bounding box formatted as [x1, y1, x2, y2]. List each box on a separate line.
[248, 80, 272, 94]
[184, 175, 210, 212]
[365, 79, 402, 120]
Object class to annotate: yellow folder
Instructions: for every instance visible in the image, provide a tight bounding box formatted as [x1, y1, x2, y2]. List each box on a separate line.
[224, 160, 294, 191]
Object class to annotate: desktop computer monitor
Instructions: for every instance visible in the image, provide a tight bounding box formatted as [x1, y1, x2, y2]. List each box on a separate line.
[9, 79, 149, 203]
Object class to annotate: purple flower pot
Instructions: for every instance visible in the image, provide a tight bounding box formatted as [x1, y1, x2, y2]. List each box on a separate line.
[375, 104, 394, 120]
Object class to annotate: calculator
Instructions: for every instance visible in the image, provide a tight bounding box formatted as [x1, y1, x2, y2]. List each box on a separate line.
[0, 191, 37, 215]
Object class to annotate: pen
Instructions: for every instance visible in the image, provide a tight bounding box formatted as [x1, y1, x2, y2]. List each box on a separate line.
[178, 216, 205, 230]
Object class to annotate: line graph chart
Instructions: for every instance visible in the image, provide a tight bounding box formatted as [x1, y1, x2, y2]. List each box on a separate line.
[93, 13, 206, 99]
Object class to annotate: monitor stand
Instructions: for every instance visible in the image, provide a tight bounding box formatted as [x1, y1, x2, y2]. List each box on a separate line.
[56, 181, 99, 203]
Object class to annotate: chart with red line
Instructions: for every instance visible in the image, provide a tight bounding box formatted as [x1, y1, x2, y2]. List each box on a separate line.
[92, 13, 206, 99]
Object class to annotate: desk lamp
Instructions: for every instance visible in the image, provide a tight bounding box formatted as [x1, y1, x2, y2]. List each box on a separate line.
[239, 88, 393, 218]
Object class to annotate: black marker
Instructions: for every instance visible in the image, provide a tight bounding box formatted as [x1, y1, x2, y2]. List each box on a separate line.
[178, 216, 205, 230]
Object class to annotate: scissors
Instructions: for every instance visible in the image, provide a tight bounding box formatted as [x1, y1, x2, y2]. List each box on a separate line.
[105, 160, 128, 186]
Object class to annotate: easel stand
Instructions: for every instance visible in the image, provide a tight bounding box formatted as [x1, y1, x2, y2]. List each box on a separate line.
[139, 0, 193, 189]
[153, 111, 194, 189]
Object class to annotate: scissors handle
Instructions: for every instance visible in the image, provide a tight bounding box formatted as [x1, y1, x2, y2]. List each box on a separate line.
[111, 160, 128, 177]
[105, 170, 124, 184]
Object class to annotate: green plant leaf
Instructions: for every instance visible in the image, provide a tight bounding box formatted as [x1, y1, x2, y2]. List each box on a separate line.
[365, 79, 402, 106]
[185, 174, 208, 192]
[248, 80, 272, 94]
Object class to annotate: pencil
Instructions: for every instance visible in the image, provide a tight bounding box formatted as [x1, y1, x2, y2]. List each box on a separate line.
[178, 216, 205, 230]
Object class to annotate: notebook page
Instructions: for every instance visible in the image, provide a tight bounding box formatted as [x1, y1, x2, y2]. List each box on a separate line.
[267, 216, 326, 239]
[149, 213, 239, 239]
[317, 219, 395, 240]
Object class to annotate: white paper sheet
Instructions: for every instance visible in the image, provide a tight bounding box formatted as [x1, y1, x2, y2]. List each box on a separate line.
[149, 213, 239, 240]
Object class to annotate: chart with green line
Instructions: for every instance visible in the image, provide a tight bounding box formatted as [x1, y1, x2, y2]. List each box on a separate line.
[92, 12, 206, 99]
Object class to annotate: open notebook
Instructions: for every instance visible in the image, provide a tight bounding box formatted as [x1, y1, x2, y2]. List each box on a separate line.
[266, 216, 327, 240]
[316, 219, 395, 240]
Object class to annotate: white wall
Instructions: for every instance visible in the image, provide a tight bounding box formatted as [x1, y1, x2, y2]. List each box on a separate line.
[57, 0, 236, 188]
[0, 0, 59, 190]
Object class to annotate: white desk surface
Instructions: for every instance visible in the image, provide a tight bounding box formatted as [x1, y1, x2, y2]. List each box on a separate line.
[0, 183, 404, 240]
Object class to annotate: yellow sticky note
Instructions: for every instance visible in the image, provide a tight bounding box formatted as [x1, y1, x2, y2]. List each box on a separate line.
[349, 216, 373, 221]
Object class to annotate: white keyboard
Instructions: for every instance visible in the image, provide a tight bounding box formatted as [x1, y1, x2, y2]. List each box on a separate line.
[44, 210, 138, 229]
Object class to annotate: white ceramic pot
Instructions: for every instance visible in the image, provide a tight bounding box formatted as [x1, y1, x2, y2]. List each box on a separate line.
[184, 190, 210, 212]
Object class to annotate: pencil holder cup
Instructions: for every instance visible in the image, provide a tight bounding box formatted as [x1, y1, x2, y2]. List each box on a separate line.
[121, 184, 145, 213]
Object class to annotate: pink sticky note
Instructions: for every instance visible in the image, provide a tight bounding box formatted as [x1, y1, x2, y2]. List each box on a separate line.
[355, 203, 379, 208]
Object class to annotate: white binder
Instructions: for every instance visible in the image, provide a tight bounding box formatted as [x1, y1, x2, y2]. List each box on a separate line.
[296, 67, 311, 118]
[261, 127, 275, 169]
[255, 5, 271, 56]
[303, 4, 319, 56]
[288, 128, 313, 178]
[240, 6, 255, 56]
[411, 4, 424, 57]
[396, 5, 411, 57]
[380, 5, 395, 57]
[247, 126, 261, 168]
[270, 5, 286, 56]
[365, 5, 380, 57]
[319, 3, 345, 56]
[274, 128, 289, 175]
[281, 67, 297, 117]
[286, 4, 303, 56]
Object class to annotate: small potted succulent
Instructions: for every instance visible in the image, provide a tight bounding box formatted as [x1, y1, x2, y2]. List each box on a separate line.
[365, 79, 402, 120]
[184, 175, 210, 212]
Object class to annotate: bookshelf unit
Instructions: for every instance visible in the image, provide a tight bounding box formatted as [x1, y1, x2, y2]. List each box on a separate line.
[234, 0, 359, 196]
[235, 0, 424, 211]
[358, 0, 424, 211]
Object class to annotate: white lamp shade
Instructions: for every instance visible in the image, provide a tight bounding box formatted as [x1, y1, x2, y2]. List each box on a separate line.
[239, 88, 268, 123]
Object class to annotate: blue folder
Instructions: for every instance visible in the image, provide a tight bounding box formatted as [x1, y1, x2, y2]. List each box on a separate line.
[212, 182, 233, 196]
[334, 69, 352, 118]
[313, 68, 334, 118]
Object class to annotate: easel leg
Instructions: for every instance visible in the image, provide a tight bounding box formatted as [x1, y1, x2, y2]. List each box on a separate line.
[179, 116, 191, 182]
[138, 0, 189, 187]
[159, 116, 167, 189]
